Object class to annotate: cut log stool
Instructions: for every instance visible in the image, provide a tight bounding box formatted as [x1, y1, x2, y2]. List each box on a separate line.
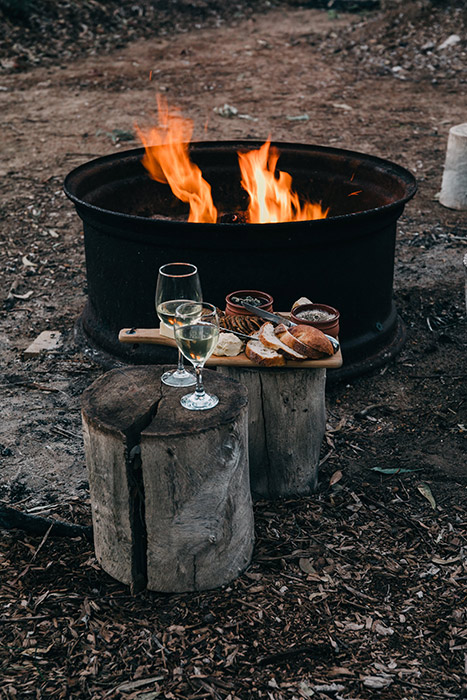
[218, 366, 326, 499]
[81, 366, 253, 593]
[440, 123, 467, 210]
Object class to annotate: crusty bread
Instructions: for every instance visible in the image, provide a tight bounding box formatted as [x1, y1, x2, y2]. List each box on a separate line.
[291, 324, 334, 355]
[281, 324, 334, 359]
[259, 322, 307, 360]
[291, 296, 313, 311]
[274, 322, 290, 338]
[245, 339, 286, 367]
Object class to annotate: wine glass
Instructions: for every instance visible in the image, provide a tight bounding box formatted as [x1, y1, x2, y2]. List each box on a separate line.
[174, 302, 220, 410]
[155, 262, 202, 387]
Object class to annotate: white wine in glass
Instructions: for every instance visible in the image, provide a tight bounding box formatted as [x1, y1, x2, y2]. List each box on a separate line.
[174, 302, 220, 410]
[157, 299, 203, 328]
[155, 262, 202, 387]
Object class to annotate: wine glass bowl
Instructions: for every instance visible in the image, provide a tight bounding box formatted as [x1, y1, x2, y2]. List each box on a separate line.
[155, 262, 202, 387]
[174, 302, 220, 410]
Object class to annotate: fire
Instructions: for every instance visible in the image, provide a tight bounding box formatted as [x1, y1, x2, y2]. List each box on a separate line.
[238, 140, 328, 223]
[137, 97, 328, 224]
[135, 96, 218, 223]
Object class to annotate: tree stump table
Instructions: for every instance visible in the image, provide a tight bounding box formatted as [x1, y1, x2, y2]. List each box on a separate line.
[118, 328, 341, 501]
[218, 366, 327, 499]
[81, 366, 253, 593]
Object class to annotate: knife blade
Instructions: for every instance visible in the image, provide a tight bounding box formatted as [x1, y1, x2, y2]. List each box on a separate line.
[219, 326, 254, 341]
[240, 302, 295, 327]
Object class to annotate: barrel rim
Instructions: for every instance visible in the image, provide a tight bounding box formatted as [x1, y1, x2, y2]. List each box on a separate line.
[63, 140, 417, 231]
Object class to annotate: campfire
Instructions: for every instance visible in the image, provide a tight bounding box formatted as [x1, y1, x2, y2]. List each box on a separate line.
[135, 96, 329, 225]
[64, 111, 416, 379]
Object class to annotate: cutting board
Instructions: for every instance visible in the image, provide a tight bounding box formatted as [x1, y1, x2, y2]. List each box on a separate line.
[118, 328, 343, 369]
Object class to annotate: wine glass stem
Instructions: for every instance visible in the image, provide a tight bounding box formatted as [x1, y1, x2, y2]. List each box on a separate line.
[177, 349, 185, 372]
[195, 365, 205, 398]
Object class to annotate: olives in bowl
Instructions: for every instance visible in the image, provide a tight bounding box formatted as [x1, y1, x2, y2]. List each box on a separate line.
[225, 290, 274, 316]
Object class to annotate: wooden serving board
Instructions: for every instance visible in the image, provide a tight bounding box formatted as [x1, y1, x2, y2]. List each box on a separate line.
[118, 328, 343, 369]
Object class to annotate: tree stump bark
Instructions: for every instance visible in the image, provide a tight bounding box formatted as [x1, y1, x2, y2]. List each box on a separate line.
[218, 367, 326, 499]
[81, 366, 253, 593]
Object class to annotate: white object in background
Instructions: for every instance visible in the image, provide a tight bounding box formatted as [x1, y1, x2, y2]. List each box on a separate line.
[464, 253, 467, 315]
[24, 330, 62, 358]
[439, 123, 467, 210]
[438, 34, 461, 50]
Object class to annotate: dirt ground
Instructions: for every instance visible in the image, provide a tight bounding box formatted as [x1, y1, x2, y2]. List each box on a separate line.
[0, 1, 466, 698]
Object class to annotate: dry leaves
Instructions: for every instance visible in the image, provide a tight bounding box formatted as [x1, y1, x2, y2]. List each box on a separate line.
[329, 470, 343, 487]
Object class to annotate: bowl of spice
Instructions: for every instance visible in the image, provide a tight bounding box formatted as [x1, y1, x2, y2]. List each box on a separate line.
[290, 303, 340, 338]
[225, 290, 274, 316]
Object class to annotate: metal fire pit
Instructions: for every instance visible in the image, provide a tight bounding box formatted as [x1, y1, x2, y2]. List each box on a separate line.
[64, 140, 416, 379]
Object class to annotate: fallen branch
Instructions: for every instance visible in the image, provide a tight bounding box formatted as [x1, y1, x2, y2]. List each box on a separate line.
[0, 503, 93, 541]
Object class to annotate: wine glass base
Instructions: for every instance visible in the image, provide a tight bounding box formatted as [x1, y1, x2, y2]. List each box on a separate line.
[161, 369, 196, 387]
[180, 392, 219, 411]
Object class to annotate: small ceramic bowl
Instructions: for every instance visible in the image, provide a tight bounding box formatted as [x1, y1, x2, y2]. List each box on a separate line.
[225, 290, 274, 316]
[290, 303, 340, 338]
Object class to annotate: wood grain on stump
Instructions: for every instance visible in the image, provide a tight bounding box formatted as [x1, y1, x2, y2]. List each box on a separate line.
[218, 366, 326, 499]
[81, 366, 253, 593]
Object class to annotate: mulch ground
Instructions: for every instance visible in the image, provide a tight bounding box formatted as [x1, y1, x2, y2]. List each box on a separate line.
[0, 0, 466, 698]
[0, 0, 322, 72]
[2, 467, 467, 699]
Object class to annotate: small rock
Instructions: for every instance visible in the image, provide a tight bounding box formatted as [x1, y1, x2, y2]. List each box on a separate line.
[438, 34, 461, 50]
[214, 103, 238, 118]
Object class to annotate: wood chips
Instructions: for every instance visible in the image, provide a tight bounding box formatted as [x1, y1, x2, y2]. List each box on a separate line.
[1, 469, 466, 699]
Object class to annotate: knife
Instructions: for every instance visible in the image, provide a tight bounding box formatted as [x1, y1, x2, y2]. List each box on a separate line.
[240, 302, 295, 327]
[241, 301, 340, 353]
[219, 326, 254, 342]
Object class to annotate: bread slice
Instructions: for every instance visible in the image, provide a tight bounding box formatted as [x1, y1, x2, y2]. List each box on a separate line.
[274, 322, 290, 338]
[258, 322, 307, 360]
[280, 324, 334, 359]
[291, 296, 313, 311]
[245, 339, 286, 367]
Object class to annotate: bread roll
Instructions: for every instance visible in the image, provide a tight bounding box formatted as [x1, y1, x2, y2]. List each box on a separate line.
[281, 324, 334, 359]
[258, 322, 307, 360]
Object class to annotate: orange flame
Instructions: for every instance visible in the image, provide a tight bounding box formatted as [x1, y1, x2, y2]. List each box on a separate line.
[137, 97, 328, 224]
[135, 96, 217, 223]
[238, 140, 328, 223]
